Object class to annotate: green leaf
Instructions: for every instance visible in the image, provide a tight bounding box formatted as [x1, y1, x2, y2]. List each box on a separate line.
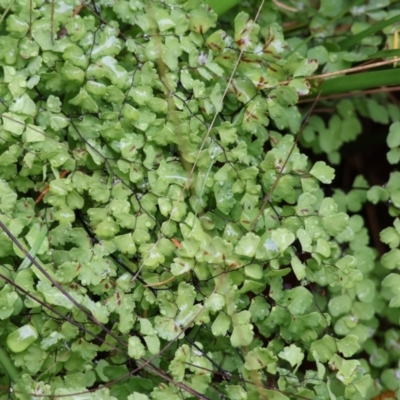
[387, 122, 400, 148]
[323, 212, 349, 236]
[204, 237, 233, 264]
[171, 257, 194, 276]
[291, 256, 306, 280]
[278, 344, 304, 369]
[0, 183, 18, 213]
[328, 295, 352, 317]
[286, 287, 313, 316]
[128, 393, 150, 400]
[0, 1, 397, 397]
[355, 279, 375, 303]
[293, 59, 318, 78]
[367, 98, 389, 125]
[211, 313, 231, 336]
[144, 335, 160, 355]
[337, 335, 360, 357]
[230, 324, 254, 347]
[244, 347, 277, 372]
[7, 325, 38, 353]
[307, 45, 329, 65]
[70, 89, 99, 113]
[114, 234, 137, 255]
[232, 311, 251, 326]
[382, 273, 400, 294]
[234, 12, 259, 50]
[225, 385, 248, 400]
[128, 336, 146, 360]
[259, 390, 290, 400]
[153, 7, 175, 32]
[387, 148, 400, 164]
[367, 186, 389, 204]
[388, 293, 400, 307]
[271, 228, 295, 253]
[93, 218, 120, 239]
[234, 232, 260, 258]
[336, 359, 360, 385]
[310, 335, 336, 363]
[0, 285, 20, 320]
[309, 161, 335, 184]
[336, 255, 356, 272]
[249, 297, 270, 322]
[189, 4, 217, 34]
[54, 207, 75, 224]
[10, 94, 37, 117]
[25, 124, 45, 143]
[319, 0, 344, 17]
[2, 113, 25, 135]
[205, 293, 225, 313]
[315, 238, 331, 257]
[353, 375, 373, 398]
[381, 249, 400, 270]
[296, 192, 317, 217]
[213, 180, 236, 214]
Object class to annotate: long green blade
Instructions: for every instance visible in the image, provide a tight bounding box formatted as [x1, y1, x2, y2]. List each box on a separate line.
[18, 225, 48, 271]
[205, 0, 241, 15]
[0, 348, 19, 383]
[340, 14, 400, 50]
[318, 68, 400, 95]
[368, 49, 400, 59]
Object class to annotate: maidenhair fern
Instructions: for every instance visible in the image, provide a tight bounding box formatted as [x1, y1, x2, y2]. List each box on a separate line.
[0, 0, 399, 399]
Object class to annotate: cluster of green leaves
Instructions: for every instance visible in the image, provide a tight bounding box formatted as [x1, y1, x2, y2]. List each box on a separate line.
[0, 0, 400, 399]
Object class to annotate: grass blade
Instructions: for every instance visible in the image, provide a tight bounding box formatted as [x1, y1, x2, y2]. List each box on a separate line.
[205, 0, 241, 15]
[340, 13, 400, 50]
[18, 225, 48, 271]
[318, 67, 400, 95]
[0, 348, 19, 384]
[368, 49, 400, 59]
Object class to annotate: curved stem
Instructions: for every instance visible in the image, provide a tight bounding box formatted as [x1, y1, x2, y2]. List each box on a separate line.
[0, 347, 19, 384]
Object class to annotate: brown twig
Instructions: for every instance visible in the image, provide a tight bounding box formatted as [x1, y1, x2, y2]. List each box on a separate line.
[280, 58, 400, 86]
[35, 170, 70, 204]
[298, 85, 400, 103]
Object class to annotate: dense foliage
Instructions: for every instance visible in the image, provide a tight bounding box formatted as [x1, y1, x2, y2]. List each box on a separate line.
[1, 0, 400, 399]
